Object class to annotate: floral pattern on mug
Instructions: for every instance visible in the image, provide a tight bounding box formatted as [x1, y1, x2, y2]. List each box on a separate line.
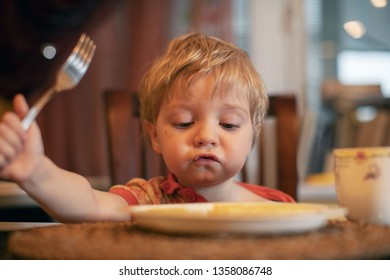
[363, 163, 380, 180]
[355, 151, 366, 163]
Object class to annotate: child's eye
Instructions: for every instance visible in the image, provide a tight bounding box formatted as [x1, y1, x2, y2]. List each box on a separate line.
[220, 123, 239, 130]
[173, 122, 193, 129]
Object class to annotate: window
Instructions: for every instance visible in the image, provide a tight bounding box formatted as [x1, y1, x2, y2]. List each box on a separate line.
[338, 50, 390, 96]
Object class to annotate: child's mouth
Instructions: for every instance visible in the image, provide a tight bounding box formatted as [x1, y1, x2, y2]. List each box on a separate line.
[193, 154, 219, 163]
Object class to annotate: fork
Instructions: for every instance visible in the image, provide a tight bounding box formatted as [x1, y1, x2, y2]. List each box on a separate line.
[21, 33, 96, 130]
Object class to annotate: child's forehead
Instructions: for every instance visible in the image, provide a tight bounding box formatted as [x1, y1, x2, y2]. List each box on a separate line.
[167, 73, 248, 102]
[165, 90, 245, 111]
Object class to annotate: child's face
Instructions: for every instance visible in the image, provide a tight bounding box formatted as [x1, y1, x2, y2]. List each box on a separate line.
[145, 74, 254, 188]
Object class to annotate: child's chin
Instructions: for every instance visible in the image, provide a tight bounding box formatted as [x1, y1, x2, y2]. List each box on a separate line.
[185, 173, 229, 187]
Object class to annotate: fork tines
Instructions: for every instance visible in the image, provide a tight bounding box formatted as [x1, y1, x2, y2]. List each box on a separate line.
[65, 33, 96, 78]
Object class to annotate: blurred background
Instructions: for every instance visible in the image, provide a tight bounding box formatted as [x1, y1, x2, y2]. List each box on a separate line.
[0, 0, 389, 204]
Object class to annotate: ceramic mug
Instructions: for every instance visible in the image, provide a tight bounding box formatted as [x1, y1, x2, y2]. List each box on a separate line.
[334, 146, 390, 225]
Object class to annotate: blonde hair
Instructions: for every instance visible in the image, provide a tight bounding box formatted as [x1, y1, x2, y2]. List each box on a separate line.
[138, 32, 268, 137]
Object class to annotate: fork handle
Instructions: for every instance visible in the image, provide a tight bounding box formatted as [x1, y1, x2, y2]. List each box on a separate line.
[21, 87, 56, 130]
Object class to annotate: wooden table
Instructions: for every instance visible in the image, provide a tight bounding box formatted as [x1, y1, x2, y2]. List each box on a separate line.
[3, 220, 390, 259]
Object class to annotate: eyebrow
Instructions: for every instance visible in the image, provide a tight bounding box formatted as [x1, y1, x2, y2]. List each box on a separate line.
[220, 103, 250, 116]
[167, 101, 248, 113]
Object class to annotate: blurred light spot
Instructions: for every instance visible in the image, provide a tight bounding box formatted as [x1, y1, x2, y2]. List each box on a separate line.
[343, 21, 366, 39]
[356, 106, 378, 122]
[370, 0, 387, 8]
[41, 44, 57, 59]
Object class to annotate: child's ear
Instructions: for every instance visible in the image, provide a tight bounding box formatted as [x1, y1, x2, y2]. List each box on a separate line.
[143, 120, 162, 154]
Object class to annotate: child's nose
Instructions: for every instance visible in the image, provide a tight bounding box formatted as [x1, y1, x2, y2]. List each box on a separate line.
[194, 124, 218, 147]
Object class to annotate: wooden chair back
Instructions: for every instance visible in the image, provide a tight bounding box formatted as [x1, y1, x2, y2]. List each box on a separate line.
[104, 90, 166, 185]
[260, 94, 299, 200]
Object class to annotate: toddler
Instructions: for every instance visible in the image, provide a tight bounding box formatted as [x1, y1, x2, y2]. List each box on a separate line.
[0, 32, 294, 222]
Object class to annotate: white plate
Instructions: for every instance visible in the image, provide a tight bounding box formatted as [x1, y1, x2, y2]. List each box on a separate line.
[130, 202, 347, 235]
[0, 222, 60, 231]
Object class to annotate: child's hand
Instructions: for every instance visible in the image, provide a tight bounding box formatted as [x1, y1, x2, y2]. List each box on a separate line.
[0, 94, 44, 183]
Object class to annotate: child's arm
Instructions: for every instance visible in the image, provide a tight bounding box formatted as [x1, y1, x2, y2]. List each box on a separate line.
[0, 94, 131, 222]
[21, 157, 131, 222]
